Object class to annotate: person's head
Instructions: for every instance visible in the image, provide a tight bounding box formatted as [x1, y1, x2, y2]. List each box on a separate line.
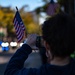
[42, 12, 75, 60]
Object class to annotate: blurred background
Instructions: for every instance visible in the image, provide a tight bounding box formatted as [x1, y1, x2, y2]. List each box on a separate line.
[0, 0, 75, 52]
[0, 0, 75, 75]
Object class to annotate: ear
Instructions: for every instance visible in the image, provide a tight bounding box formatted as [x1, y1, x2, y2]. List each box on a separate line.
[44, 41, 51, 59]
[44, 41, 50, 51]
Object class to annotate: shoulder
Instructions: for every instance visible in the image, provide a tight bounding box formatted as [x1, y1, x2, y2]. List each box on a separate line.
[30, 64, 49, 75]
[17, 64, 49, 75]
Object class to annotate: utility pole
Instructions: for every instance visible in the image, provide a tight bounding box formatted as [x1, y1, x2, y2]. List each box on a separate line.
[60, 0, 75, 17]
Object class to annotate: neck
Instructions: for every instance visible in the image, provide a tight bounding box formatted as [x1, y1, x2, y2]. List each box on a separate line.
[50, 56, 70, 66]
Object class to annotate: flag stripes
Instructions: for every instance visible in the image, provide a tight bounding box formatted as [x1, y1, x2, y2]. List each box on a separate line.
[13, 11, 25, 42]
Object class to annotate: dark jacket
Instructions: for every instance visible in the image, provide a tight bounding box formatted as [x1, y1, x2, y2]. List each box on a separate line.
[4, 44, 75, 75]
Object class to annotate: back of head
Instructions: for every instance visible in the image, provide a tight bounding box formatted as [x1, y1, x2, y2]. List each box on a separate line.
[42, 12, 75, 58]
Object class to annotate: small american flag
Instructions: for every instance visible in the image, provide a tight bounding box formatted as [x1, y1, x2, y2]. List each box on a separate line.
[13, 10, 25, 42]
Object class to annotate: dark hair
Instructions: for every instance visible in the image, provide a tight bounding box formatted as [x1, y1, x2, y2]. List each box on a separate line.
[42, 12, 75, 58]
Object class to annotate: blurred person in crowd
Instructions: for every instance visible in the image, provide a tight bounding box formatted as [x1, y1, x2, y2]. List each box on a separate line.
[4, 12, 75, 75]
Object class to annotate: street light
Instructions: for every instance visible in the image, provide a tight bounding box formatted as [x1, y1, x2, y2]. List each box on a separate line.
[47, 0, 59, 16]
[50, 0, 54, 3]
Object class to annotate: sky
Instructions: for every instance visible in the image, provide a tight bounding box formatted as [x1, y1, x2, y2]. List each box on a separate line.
[0, 0, 57, 11]
[0, 0, 44, 11]
[0, 0, 57, 24]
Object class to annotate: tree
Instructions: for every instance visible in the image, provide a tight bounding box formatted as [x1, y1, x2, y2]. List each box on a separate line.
[35, 0, 75, 18]
[20, 6, 41, 34]
[0, 5, 42, 38]
[58, 0, 75, 17]
[0, 6, 15, 37]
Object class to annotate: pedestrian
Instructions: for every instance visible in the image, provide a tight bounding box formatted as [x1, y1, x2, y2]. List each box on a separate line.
[4, 12, 75, 75]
